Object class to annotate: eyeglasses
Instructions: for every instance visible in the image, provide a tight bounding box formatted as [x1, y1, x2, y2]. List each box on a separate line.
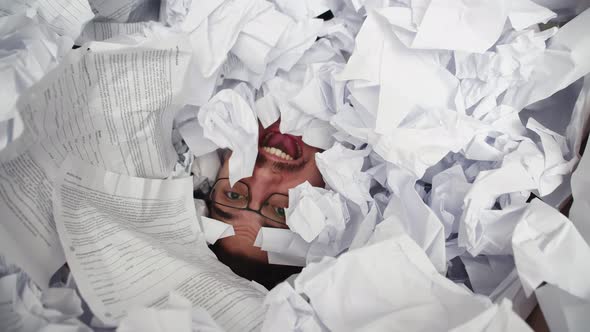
[209, 178, 289, 225]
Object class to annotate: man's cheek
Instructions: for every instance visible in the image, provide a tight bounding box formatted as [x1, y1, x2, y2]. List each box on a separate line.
[216, 222, 268, 263]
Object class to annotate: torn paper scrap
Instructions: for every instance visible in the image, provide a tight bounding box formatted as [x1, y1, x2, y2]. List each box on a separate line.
[199, 216, 235, 245]
[254, 227, 310, 267]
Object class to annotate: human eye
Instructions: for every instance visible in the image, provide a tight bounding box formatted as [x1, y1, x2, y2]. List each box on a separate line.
[273, 206, 286, 218]
[224, 191, 245, 201]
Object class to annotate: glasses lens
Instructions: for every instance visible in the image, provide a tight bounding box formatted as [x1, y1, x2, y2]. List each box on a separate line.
[212, 179, 249, 208]
[261, 193, 289, 223]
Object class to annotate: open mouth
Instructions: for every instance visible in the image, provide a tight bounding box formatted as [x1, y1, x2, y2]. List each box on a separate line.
[260, 131, 302, 162]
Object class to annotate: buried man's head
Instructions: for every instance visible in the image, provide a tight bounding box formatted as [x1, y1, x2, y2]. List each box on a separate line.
[208, 120, 324, 287]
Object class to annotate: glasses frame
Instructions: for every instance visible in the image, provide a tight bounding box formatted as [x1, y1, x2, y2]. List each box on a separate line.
[208, 177, 289, 225]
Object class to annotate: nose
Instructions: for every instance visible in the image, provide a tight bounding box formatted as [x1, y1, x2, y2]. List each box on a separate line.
[246, 164, 282, 211]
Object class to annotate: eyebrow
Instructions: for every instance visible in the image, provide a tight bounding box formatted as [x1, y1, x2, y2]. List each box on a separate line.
[210, 204, 234, 220]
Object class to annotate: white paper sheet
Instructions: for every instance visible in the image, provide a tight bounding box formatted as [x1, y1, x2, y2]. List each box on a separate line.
[343, 10, 463, 138]
[508, 0, 556, 30]
[428, 165, 471, 237]
[1, 0, 95, 39]
[385, 0, 509, 53]
[512, 199, 590, 298]
[53, 158, 266, 330]
[455, 28, 557, 111]
[569, 126, 590, 244]
[381, 168, 447, 273]
[286, 181, 349, 244]
[348, 202, 382, 250]
[459, 153, 540, 256]
[176, 106, 219, 158]
[18, 28, 190, 177]
[449, 298, 533, 332]
[0, 137, 65, 287]
[197, 88, 259, 187]
[0, 30, 198, 287]
[501, 8, 590, 110]
[462, 255, 515, 296]
[292, 231, 498, 331]
[186, 0, 265, 79]
[231, 5, 291, 75]
[380, 108, 479, 178]
[315, 143, 371, 214]
[535, 284, 590, 332]
[18, 29, 192, 179]
[260, 282, 326, 332]
[77, 21, 152, 43]
[116, 292, 224, 332]
[489, 269, 538, 319]
[87, 0, 149, 22]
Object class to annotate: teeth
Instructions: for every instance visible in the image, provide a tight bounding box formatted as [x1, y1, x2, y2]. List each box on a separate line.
[262, 146, 293, 161]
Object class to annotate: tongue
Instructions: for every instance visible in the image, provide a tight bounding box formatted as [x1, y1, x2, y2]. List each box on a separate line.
[266, 133, 298, 158]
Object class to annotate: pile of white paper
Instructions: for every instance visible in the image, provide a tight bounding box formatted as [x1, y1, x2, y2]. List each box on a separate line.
[1, 0, 590, 331]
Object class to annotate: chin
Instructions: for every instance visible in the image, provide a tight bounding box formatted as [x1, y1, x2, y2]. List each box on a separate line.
[215, 236, 269, 264]
[210, 236, 302, 290]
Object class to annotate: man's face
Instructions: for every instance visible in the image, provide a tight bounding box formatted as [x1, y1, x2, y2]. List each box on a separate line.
[209, 120, 324, 264]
